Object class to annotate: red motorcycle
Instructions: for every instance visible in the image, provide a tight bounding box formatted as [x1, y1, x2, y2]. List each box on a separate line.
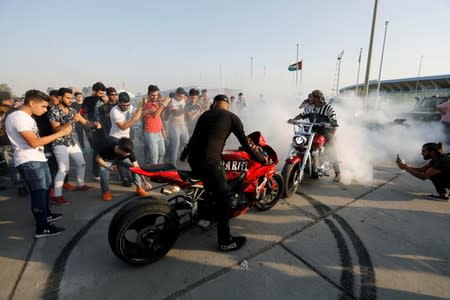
[108, 132, 284, 265]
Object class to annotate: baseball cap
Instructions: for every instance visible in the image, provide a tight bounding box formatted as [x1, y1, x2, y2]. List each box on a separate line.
[213, 94, 230, 103]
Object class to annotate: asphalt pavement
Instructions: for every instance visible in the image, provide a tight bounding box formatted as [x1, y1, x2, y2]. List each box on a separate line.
[1, 161, 449, 300]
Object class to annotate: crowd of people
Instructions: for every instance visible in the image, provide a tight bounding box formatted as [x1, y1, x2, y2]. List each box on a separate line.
[0, 83, 250, 242]
[1, 83, 448, 251]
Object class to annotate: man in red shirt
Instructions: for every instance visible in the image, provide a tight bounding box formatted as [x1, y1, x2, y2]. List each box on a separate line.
[142, 85, 171, 164]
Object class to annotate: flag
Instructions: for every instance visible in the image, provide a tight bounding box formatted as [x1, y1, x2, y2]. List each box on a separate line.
[288, 60, 302, 71]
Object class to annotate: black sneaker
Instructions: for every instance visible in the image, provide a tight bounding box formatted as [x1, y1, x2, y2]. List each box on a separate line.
[47, 213, 63, 222]
[218, 236, 247, 252]
[35, 224, 64, 239]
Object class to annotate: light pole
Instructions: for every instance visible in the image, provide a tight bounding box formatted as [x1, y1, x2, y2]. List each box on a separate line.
[376, 20, 389, 110]
[415, 55, 423, 93]
[296, 43, 299, 91]
[219, 64, 222, 88]
[336, 50, 344, 96]
[250, 56, 253, 80]
[355, 48, 362, 94]
[363, 0, 379, 110]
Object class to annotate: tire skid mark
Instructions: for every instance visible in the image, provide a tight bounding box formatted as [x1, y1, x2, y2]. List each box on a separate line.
[8, 239, 37, 300]
[43, 195, 137, 300]
[333, 215, 377, 300]
[299, 190, 378, 300]
[280, 243, 357, 300]
[303, 195, 355, 299]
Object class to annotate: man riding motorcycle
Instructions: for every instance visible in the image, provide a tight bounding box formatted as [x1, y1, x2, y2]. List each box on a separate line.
[181, 94, 266, 252]
[289, 89, 341, 182]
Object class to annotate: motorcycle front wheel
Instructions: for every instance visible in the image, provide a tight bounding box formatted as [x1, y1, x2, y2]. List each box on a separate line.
[108, 197, 179, 265]
[255, 173, 284, 211]
[281, 162, 301, 198]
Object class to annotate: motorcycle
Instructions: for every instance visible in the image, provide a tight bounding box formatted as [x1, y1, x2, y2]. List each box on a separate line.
[108, 131, 284, 265]
[281, 118, 333, 198]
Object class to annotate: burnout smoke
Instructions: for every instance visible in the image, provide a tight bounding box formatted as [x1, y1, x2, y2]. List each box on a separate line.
[232, 89, 447, 185]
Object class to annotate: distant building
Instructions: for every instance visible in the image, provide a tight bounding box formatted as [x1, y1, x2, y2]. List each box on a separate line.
[340, 74, 450, 104]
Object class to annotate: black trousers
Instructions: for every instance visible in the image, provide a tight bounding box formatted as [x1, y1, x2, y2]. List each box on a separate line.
[430, 172, 450, 195]
[192, 162, 231, 244]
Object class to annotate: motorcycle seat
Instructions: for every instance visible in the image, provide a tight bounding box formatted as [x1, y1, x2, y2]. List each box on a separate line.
[177, 170, 201, 183]
[141, 163, 177, 172]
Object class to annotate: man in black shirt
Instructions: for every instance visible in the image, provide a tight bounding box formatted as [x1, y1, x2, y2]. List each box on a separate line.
[96, 137, 149, 201]
[397, 142, 450, 201]
[80, 82, 107, 179]
[185, 94, 266, 252]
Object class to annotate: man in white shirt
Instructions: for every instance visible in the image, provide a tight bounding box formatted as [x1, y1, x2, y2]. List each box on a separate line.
[5, 90, 72, 238]
[109, 92, 142, 186]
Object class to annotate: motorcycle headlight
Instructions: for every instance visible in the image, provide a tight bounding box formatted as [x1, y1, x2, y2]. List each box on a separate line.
[293, 136, 307, 146]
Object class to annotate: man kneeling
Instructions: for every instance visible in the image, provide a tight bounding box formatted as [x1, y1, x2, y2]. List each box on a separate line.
[396, 142, 450, 201]
[96, 137, 150, 201]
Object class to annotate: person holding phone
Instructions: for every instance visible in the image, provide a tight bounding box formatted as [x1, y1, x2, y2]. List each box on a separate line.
[396, 142, 450, 201]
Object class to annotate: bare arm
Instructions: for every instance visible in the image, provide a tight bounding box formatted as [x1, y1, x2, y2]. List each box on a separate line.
[20, 124, 72, 148]
[115, 108, 142, 130]
[397, 160, 438, 179]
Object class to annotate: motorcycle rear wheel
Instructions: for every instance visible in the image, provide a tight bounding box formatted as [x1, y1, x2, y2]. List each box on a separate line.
[281, 162, 301, 198]
[255, 173, 284, 211]
[108, 197, 179, 265]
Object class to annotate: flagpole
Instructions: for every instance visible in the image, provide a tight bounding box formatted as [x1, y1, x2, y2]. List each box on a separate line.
[296, 43, 299, 92]
[300, 62, 303, 92]
[355, 48, 362, 95]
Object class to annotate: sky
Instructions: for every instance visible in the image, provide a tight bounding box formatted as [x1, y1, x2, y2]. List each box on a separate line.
[1, 0, 450, 98]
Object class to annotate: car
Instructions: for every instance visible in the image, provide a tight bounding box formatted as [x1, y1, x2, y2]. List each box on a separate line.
[399, 96, 448, 122]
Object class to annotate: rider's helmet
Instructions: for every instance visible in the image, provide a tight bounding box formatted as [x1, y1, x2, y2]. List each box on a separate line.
[311, 90, 325, 104]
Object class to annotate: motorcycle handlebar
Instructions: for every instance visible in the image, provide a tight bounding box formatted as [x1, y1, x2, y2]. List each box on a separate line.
[287, 119, 332, 128]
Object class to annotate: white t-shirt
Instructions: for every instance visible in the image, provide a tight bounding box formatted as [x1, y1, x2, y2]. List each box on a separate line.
[167, 99, 186, 125]
[5, 110, 47, 166]
[109, 104, 135, 139]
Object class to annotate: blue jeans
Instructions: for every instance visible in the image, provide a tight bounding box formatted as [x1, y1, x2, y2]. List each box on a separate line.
[144, 131, 165, 164]
[0, 145, 25, 187]
[168, 123, 189, 166]
[17, 161, 52, 229]
[108, 136, 131, 181]
[99, 159, 142, 193]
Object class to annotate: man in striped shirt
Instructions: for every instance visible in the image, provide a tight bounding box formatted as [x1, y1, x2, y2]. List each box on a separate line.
[290, 90, 341, 182]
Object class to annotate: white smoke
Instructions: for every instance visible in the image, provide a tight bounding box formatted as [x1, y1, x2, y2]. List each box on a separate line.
[229, 89, 446, 185]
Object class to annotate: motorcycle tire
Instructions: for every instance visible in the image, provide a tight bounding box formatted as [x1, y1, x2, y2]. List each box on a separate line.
[108, 197, 180, 265]
[281, 162, 301, 198]
[255, 173, 284, 211]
